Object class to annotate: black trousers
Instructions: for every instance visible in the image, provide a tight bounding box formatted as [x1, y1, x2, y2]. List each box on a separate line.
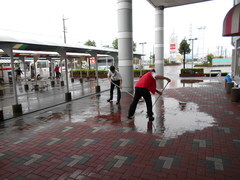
[109, 80, 121, 102]
[128, 87, 153, 117]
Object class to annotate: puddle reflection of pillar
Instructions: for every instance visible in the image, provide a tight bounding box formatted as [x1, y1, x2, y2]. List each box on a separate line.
[115, 105, 122, 123]
[155, 96, 165, 134]
[147, 121, 153, 133]
[66, 104, 72, 122]
[26, 94, 31, 111]
[96, 95, 101, 119]
[0, 121, 5, 129]
[81, 82, 85, 96]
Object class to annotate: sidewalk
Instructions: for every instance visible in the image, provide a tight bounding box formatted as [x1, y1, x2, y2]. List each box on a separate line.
[1, 77, 240, 179]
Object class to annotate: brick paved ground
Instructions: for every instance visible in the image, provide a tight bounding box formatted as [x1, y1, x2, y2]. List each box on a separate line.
[0, 78, 240, 179]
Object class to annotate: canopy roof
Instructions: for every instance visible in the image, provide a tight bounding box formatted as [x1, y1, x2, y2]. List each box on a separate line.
[0, 35, 143, 58]
[222, 3, 240, 37]
[147, 0, 212, 8]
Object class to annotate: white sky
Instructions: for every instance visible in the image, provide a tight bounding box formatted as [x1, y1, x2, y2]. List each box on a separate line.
[0, 0, 234, 59]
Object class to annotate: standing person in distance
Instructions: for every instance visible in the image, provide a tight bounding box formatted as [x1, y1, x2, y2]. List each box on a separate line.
[15, 67, 23, 82]
[127, 69, 171, 121]
[54, 65, 61, 79]
[107, 66, 122, 104]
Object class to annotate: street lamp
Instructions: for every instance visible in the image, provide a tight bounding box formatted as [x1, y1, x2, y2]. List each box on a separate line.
[139, 42, 146, 76]
[189, 38, 198, 68]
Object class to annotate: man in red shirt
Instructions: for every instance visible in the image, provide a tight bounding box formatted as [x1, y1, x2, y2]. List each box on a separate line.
[54, 65, 61, 79]
[128, 69, 171, 121]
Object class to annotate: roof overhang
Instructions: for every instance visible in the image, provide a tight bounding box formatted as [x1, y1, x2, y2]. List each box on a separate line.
[222, 3, 240, 37]
[0, 36, 143, 59]
[146, 0, 212, 8]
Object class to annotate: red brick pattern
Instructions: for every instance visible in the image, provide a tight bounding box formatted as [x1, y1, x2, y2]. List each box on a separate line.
[1, 79, 240, 179]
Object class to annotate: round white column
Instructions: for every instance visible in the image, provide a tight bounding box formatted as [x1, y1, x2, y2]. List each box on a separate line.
[155, 6, 164, 88]
[117, 0, 134, 92]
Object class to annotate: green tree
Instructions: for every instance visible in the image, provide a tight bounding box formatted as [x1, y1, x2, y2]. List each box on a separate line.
[149, 54, 155, 64]
[178, 39, 191, 69]
[112, 38, 137, 51]
[206, 53, 214, 65]
[112, 38, 118, 49]
[84, 40, 96, 47]
[133, 42, 136, 52]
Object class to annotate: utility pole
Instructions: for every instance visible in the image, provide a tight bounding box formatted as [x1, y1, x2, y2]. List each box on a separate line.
[189, 38, 198, 68]
[197, 26, 206, 59]
[139, 42, 147, 76]
[63, 15, 68, 44]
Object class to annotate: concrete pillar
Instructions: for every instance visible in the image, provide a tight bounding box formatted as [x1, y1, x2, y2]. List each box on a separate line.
[117, 0, 134, 92]
[155, 6, 164, 88]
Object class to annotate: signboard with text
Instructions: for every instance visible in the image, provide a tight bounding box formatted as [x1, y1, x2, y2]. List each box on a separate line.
[90, 57, 96, 64]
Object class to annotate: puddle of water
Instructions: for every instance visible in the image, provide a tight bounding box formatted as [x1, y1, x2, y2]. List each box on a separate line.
[133, 97, 216, 138]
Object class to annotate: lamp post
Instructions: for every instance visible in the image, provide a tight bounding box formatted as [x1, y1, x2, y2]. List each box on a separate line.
[139, 42, 146, 76]
[189, 38, 197, 68]
[63, 15, 68, 44]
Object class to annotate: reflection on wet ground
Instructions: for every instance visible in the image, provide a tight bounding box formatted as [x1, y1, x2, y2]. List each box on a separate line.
[0, 83, 216, 140]
[123, 97, 215, 138]
[0, 78, 109, 119]
[0, 71, 229, 140]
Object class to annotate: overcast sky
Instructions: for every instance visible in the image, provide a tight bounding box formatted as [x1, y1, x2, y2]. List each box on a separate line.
[0, 0, 234, 59]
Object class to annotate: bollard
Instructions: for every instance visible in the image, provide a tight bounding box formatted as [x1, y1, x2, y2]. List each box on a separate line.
[231, 87, 240, 102]
[24, 84, 29, 91]
[12, 104, 23, 117]
[34, 85, 39, 91]
[95, 86, 101, 93]
[65, 92, 72, 101]
[61, 81, 64, 86]
[71, 78, 74, 83]
[51, 81, 55, 87]
[226, 82, 234, 94]
[79, 78, 83, 83]
[0, 110, 4, 121]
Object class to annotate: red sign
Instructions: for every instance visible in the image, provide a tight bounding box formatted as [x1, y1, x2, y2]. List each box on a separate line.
[170, 44, 176, 50]
[90, 57, 96, 64]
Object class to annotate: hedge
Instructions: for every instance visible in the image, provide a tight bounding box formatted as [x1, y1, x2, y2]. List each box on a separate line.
[70, 69, 151, 78]
[180, 68, 204, 74]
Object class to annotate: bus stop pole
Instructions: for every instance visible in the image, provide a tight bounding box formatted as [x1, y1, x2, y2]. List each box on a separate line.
[20, 56, 29, 91]
[1, 44, 23, 116]
[57, 48, 71, 101]
[91, 52, 100, 93]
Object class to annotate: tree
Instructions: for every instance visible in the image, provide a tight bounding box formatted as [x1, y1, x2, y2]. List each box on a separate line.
[149, 54, 155, 64]
[178, 39, 191, 69]
[112, 38, 137, 51]
[84, 40, 96, 47]
[206, 53, 214, 65]
[112, 38, 118, 49]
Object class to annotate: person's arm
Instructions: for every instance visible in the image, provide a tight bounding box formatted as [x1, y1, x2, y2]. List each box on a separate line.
[156, 89, 162, 95]
[155, 75, 171, 82]
[107, 71, 112, 82]
[119, 79, 122, 89]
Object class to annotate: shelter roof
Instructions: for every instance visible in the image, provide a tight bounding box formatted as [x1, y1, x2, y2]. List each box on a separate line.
[0, 36, 143, 58]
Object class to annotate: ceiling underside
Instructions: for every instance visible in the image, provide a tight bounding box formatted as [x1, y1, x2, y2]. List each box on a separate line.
[146, 0, 213, 8]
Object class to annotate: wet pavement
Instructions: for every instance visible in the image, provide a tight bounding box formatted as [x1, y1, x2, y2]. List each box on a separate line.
[1, 67, 240, 179]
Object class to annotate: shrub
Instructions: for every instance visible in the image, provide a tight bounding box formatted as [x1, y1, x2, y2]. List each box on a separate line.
[181, 68, 204, 74]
